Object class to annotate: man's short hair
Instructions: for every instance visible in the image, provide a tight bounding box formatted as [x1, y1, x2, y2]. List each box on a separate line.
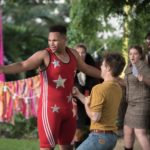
[103, 52, 126, 77]
[49, 25, 67, 35]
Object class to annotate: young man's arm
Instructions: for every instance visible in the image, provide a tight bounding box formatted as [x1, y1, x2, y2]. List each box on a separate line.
[73, 87, 101, 122]
[84, 97, 101, 123]
[0, 50, 47, 74]
[71, 49, 101, 79]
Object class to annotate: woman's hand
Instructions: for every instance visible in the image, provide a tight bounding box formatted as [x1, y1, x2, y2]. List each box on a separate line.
[137, 74, 143, 82]
[137, 74, 150, 86]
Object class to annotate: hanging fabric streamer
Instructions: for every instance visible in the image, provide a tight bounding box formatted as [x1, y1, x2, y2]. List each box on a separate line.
[0, 8, 5, 81]
[0, 75, 41, 123]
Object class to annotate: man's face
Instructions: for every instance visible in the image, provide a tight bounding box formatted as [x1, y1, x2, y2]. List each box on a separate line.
[48, 32, 66, 53]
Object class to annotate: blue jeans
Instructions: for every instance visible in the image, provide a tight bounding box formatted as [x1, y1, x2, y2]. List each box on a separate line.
[76, 132, 117, 150]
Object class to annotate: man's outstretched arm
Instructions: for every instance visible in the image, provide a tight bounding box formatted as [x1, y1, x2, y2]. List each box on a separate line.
[0, 50, 46, 74]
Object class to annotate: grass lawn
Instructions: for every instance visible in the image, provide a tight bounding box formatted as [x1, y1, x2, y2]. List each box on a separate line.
[0, 138, 59, 150]
[0, 137, 142, 150]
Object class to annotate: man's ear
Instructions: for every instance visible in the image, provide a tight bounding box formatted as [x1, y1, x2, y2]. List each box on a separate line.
[64, 36, 67, 41]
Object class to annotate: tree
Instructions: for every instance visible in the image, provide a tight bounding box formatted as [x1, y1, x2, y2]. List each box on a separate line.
[68, 0, 150, 63]
[68, 0, 102, 52]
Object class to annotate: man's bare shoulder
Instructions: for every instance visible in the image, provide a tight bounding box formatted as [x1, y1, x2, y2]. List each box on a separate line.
[33, 49, 50, 69]
[32, 49, 50, 60]
[36, 49, 48, 55]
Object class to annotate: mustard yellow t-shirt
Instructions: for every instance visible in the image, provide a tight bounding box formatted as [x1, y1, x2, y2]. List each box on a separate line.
[89, 81, 122, 131]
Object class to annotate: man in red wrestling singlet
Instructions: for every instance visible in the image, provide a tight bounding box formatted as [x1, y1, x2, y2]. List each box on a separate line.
[0, 25, 101, 150]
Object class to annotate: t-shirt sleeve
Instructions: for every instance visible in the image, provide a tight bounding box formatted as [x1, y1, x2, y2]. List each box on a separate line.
[89, 85, 105, 112]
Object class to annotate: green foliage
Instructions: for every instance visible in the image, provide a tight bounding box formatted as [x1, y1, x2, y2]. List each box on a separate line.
[68, 0, 150, 57]
[68, 0, 127, 53]
[68, 0, 101, 51]
[128, 6, 150, 46]
[1, 0, 150, 70]
[0, 113, 37, 139]
[106, 37, 123, 52]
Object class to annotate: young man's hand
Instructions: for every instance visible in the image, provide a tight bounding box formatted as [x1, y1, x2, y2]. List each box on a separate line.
[72, 86, 80, 98]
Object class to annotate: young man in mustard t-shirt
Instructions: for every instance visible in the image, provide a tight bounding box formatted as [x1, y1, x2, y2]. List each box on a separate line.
[73, 52, 126, 150]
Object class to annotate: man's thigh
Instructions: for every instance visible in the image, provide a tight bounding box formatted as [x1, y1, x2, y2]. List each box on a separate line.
[58, 115, 76, 145]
